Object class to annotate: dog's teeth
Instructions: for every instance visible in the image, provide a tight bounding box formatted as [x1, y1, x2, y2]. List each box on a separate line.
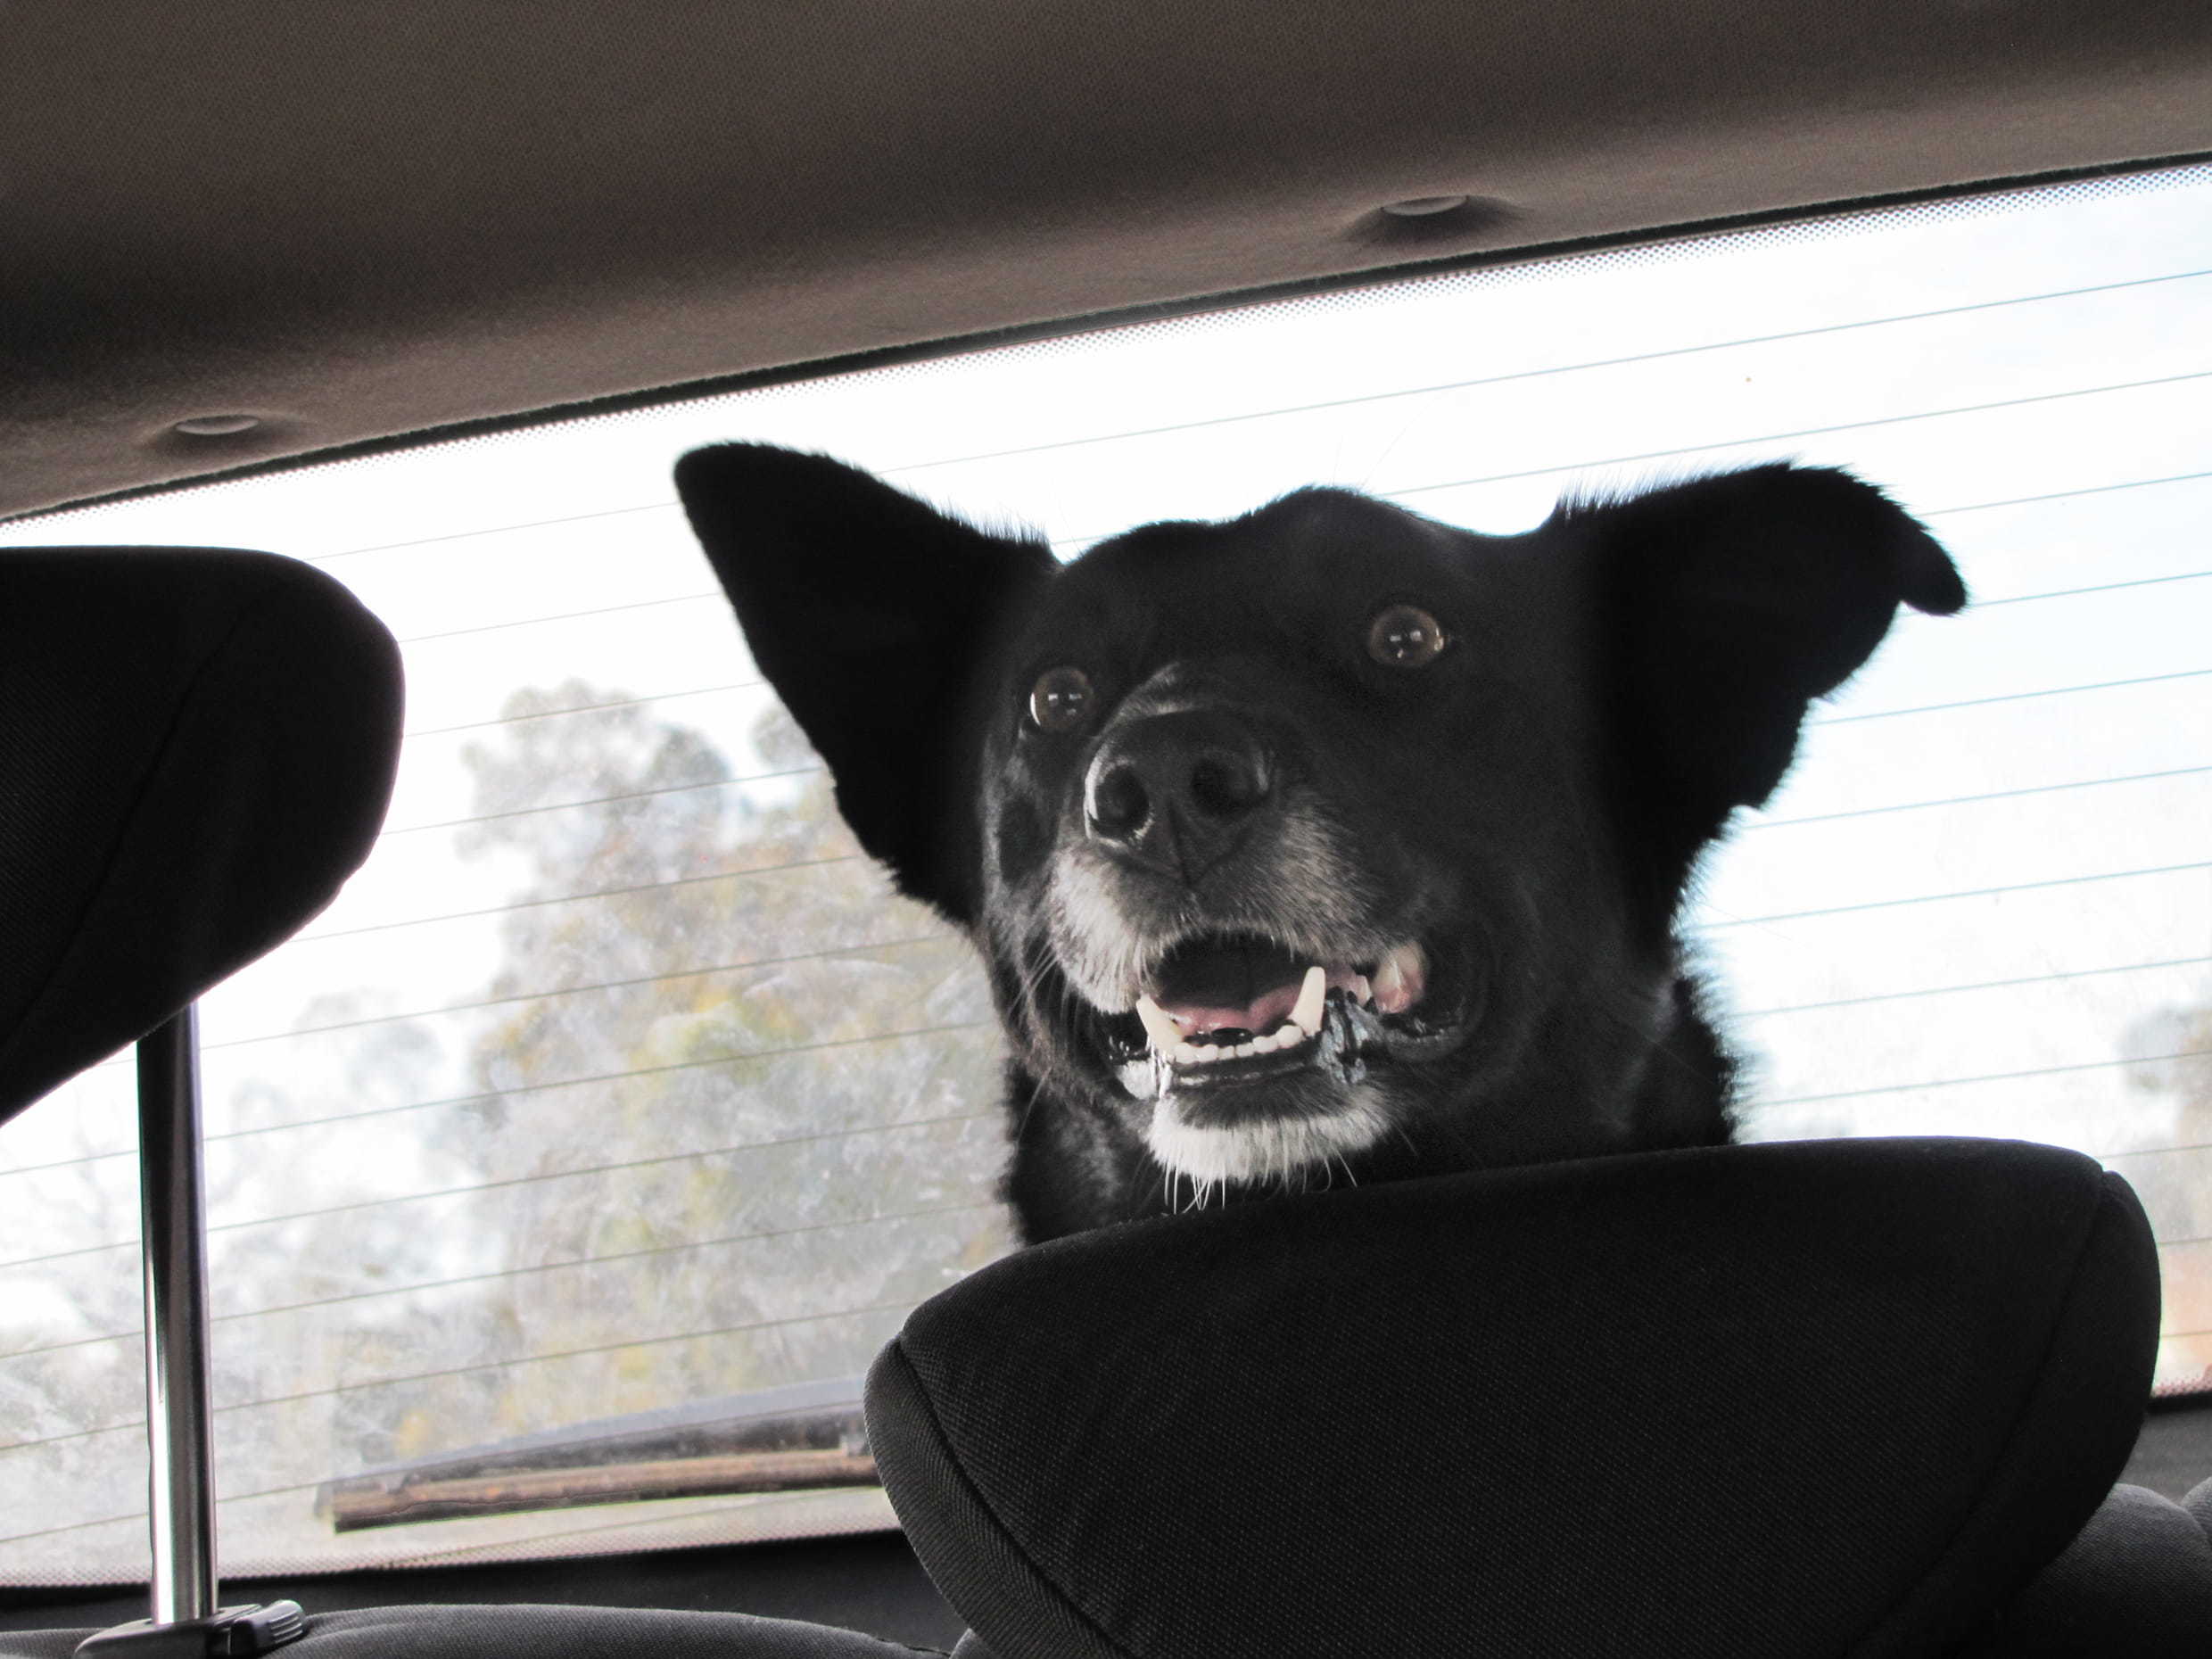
[1371, 941, 1427, 1015]
[1351, 974, 1373, 1006]
[1172, 1041, 1203, 1065]
[1370, 957, 1401, 1006]
[1290, 964, 1325, 1035]
[1234, 1041, 1256, 1058]
[1135, 995, 1182, 1053]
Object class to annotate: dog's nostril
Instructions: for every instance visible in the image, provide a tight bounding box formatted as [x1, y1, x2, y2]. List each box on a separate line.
[1087, 763, 1150, 837]
[1189, 751, 1269, 819]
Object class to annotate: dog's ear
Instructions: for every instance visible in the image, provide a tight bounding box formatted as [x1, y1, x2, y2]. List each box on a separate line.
[1586, 463, 1965, 890]
[675, 444, 1056, 925]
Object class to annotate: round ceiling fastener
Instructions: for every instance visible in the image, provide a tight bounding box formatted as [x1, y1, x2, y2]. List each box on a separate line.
[1380, 195, 1472, 218]
[171, 414, 261, 437]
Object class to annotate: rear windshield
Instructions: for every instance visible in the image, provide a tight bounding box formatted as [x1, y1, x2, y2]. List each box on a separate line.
[4, 160, 2208, 1582]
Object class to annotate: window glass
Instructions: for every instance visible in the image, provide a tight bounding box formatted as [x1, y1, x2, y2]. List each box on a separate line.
[3, 161, 2208, 1581]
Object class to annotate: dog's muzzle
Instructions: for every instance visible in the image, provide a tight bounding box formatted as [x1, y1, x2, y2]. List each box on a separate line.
[1044, 695, 1473, 1191]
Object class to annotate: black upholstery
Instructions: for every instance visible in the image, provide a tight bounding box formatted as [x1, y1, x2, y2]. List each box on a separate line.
[1954, 1482, 2212, 1655]
[867, 1137, 2174, 1657]
[0, 547, 404, 1122]
[0, 1605, 935, 1659]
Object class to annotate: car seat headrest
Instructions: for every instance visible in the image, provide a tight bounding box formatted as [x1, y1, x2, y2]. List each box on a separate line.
[0, 547, 402, 1123]
[867, 1137, 2159, 1658]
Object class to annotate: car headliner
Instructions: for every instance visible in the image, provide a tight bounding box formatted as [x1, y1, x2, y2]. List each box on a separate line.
[3, 0, 2209, 520]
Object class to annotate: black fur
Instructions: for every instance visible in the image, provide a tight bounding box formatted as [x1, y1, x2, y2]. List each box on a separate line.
[676, 445, 1964, 1242]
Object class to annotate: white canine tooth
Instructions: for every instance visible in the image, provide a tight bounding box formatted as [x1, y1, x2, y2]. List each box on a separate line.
[1351, 974, 1372, 1006]
[1135, 995, 1182, 1053]
[1290, 964, 1326, 1035]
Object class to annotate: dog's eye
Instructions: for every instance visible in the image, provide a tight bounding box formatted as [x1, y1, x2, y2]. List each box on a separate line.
[1366, 604, 1448, 668]
[1028, 666, 1094, 731]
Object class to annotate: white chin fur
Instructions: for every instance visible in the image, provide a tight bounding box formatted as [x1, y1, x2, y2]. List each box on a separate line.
[1146, 1088, 1391, 1188]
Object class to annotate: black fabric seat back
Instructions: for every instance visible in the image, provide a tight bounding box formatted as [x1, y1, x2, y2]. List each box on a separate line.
[0, 546, 404, 1119]
[868, 1136, 2162, 1658]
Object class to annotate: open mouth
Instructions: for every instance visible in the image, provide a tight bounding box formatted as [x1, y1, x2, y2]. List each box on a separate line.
[1096, 931, 1465, 1103]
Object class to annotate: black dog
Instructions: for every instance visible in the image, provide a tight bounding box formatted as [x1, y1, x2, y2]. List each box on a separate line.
[677, 446, 1964, 1242]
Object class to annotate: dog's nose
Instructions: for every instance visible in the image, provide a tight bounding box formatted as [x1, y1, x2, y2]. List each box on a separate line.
[1084, 709, 1274, 879]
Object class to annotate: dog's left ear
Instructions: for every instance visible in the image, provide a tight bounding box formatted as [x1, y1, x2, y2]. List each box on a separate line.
[1586, 464, 1965, 887]
[675, 444, 1057, 926]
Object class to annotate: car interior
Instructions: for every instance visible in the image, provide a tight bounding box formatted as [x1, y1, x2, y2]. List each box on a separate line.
[4, 4, 2212, 1655]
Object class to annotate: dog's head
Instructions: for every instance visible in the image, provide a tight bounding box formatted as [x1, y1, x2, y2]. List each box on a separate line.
[678, 446, 1962, 1234]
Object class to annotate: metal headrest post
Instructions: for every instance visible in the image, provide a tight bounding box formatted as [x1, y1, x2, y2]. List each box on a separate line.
[76, 1006, 303, 1657]
[138, 1006, 218, 1626]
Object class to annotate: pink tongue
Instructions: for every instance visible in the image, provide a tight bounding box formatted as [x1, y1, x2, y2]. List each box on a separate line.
[1160, 981, 1302, 1036]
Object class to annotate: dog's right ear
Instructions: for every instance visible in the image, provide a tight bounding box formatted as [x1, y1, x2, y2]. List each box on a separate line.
[676, 444, 1057, 927]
